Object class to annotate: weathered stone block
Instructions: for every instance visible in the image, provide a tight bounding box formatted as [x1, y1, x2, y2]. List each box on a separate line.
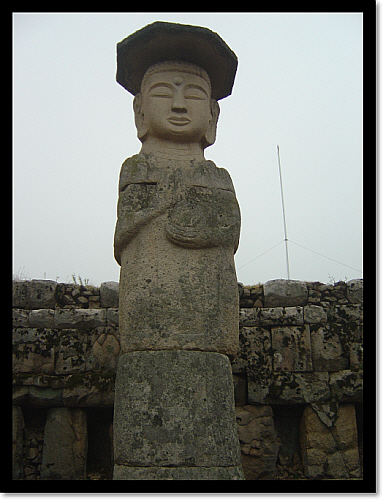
[106, 308, 119, 327]
[264, 279, 308, 308]
[247, 371, 330, 405]
[310, 402, 339, 428]
[300, 404, 361, 479]
[334, 323, 363, 346]
[86, 333, 120, 372]
[12, 281, 30, 309]
[249, 284, 264, 298]
[304, 305, 327, 324]
[272, 325, 312, 372]
[62, 373, 116, 407]
[55, 329, 87, 375]
[28, 309, 55, 329]
[350, 343, 363, 370]
[76, 296, 89, 306]
[113, 351, 242, 470]
[311, 326, 349, 372]
[13, 327, 52, 344]
[29, 280, 57, 309]
[231, 332, 248, 374]
[346, 279, 363, 304]
[21, 386, 64, 407]
[54, 308, 106, 330]
[62, 294, 76, 306]
[246, 374, 274, 405]
[239, 308, 260, 327]
[12, 308, 29, 327]
[236, 407, 255, 427]
[283, 306, 304, 325]
[232, 326, 272, 375]
[12, 373, 116, 407]
[41, 408, 88, 479]
[332, 405, 360, 452]
[259, 307, 284, 326]
[100, 281, 119, 308]
[328, 304, 363, 325]
[13, 328, 59, 375]
[13, 342, 55, 375]
[329, 370, 363, 403]
[257, 307, 305, 327]
[235, 405, 278, 479]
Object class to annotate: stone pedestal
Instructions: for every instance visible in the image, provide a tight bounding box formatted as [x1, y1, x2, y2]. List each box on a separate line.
[113, 351, 244, 479]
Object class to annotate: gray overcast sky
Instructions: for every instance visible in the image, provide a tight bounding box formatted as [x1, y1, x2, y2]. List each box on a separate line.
[13, 12, 363, 286]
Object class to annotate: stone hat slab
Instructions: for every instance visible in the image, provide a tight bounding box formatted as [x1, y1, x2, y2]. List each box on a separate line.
[116, 21, 238, 101]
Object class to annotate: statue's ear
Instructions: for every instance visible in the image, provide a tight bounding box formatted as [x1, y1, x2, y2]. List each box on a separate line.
[203, 99, 220, 149]
[133, 93, 148, 142]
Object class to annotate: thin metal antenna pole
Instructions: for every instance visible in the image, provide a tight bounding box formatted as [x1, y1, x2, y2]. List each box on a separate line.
[277, 145, 290, 279]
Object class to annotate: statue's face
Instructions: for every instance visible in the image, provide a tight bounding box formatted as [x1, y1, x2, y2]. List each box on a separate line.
[140, 69, 212, 144]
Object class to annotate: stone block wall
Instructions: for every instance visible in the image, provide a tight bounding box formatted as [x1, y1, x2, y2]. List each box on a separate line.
[12, 278, 363, 480]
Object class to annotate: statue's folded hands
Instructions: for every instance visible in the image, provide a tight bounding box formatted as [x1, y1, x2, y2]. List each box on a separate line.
[166, 185, 240, 250]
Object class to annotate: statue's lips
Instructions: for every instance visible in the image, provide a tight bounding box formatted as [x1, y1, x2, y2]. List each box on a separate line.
[168, 117, 191, 126]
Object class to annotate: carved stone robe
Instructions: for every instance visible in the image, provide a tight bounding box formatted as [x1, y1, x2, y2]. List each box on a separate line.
[114, 152, 241, 358]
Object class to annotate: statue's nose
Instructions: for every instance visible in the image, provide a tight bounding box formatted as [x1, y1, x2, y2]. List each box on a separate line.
[171, 91, 187, 113]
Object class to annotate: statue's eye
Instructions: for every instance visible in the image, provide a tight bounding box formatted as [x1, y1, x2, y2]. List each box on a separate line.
[184, 88, 206, 100]
[149, 86, 173, 98]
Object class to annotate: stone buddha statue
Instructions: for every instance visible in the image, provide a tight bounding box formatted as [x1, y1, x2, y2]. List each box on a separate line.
[114, 23, 241, 358]
[112, 22, 244, 481]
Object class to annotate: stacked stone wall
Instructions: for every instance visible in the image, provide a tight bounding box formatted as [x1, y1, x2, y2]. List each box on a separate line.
[12, 278, 363, 480]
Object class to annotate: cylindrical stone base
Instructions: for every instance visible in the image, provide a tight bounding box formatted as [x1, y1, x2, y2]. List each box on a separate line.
[113, 350, 244, 480]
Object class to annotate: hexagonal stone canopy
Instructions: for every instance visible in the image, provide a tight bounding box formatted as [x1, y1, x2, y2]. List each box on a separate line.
[116, 21, 238, 101]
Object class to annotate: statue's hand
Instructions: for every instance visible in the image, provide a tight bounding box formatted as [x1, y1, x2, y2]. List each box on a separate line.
[166, 186, 240, 250]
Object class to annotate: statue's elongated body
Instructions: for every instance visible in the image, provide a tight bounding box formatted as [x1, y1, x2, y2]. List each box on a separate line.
[113, 21, 244, 479]
[115, 153, 240, 356]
